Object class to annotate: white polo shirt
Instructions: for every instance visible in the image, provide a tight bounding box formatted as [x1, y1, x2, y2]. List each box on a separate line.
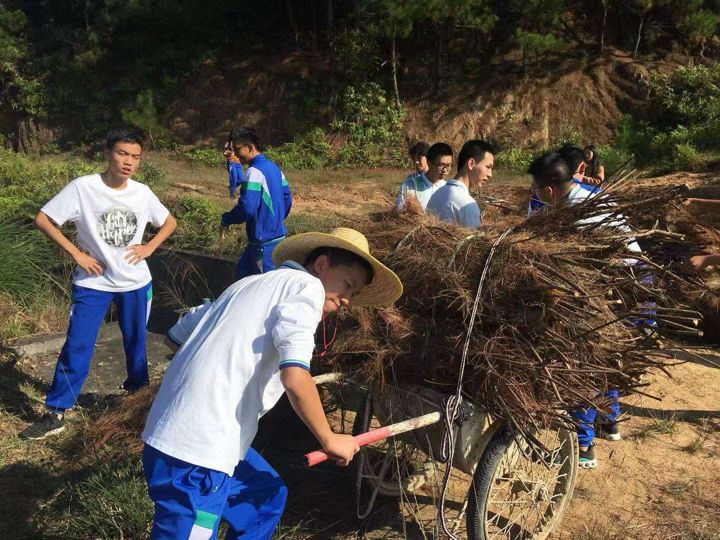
[395, 172, 446, 211]
[426, 179, 481, 229]
[143, 263, 324, 474]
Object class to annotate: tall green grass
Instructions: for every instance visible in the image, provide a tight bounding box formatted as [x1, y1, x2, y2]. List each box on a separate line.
[0, 221, 61, 302]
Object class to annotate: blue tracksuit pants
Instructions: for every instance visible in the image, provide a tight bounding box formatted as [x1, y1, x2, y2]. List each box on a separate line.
[142, 444, 287, 540]
[45, 282, 152, 413]
[234, 238, 283, 281]
[572, 389, 620, 447]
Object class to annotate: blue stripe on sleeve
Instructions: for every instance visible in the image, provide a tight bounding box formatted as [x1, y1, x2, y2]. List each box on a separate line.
[279, 360, 311, 371]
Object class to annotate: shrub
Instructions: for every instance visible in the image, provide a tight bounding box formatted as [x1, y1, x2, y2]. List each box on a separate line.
[0, 148, 29, 187]
[552, 123, 583, 148]
[183, 147, 225, 168]
[265, 128, 332, 170]
[121, 89, 175, 150]
[672, 143, 702, 170]
[595, 145, 633, 176]
[135, 161, 168, 191]
[495, 148, 533, 173]
[331, 83, 406, 168]
[169, 195, 231, 253]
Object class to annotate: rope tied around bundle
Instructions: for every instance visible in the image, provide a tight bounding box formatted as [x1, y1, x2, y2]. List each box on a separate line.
[437, 225, 516, 540]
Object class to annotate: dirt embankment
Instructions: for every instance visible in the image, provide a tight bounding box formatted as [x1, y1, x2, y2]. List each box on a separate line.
[169, 48, 678, 149]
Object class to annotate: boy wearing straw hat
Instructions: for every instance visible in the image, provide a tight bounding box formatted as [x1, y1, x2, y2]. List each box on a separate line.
[141, 227, 402, 540]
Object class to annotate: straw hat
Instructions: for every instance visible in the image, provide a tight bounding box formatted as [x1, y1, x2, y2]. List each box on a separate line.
[272, 227, 403, 307]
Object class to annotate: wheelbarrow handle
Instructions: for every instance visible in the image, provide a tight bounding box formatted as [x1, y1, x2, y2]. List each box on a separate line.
[305, 411, 442, 467]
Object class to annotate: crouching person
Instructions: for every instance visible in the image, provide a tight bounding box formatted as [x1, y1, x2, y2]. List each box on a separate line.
[141, 227, 403, 539]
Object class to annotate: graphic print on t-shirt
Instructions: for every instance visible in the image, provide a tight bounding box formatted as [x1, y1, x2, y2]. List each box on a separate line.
[98, 207, 138, 247]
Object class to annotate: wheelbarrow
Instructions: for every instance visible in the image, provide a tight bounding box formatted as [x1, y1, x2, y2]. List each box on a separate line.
[308, 374, 579, 540]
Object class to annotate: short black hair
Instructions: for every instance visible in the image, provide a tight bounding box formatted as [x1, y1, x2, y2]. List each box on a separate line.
[528, 151, 572, 188]
[304, 247, 374, 285]
[408, 141, 430, 158]
[105, 129, 144, 151]
[229, 128, 263, 151]
[557, 144, 585, 174]
[457, 140, 496, 173]
[426, 142, 454, 165]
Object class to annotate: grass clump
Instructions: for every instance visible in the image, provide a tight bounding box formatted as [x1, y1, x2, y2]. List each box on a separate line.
[168, 195, 238, 254]
[183, 147, 225, 168]
[0, 221, 62, 302]
[35, 458, 153, 540]
[635, 415, 679, 440]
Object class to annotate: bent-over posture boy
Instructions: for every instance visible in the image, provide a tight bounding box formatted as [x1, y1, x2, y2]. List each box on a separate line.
[141, 227, 403, 539]
[21, 129, 177, 440]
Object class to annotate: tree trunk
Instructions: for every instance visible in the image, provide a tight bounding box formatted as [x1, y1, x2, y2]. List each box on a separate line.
[84, 0, 91, 32]
[326, 0, 334, 40]
[312, 0, 317, 46]
[599, 0, 608, 54]
[633, 13, 645, 58]
[434, 27, 442, 94]
[285, 0, 299, 49]
[391, 29, 401, 108]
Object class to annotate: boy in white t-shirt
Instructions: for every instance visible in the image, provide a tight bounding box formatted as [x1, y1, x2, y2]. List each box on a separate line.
[20, 129, 177, 440]
[141, 227, 402, 540]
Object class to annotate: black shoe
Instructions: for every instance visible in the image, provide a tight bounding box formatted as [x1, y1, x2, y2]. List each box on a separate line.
[19, 412, 65, 440]
[579, 445, 598, 469]
[598, 422, 622, 441]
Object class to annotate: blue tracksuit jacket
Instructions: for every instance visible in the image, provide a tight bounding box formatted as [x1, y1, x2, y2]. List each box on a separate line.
[221, 154, 292, 244]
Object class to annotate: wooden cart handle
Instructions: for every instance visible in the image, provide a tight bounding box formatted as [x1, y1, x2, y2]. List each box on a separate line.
[305, 411, 442, 467]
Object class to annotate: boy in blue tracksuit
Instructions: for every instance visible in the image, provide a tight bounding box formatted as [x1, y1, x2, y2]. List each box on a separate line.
[219, 128, 292, 280]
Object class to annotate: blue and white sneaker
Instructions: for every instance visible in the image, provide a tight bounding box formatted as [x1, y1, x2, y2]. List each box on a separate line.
[579, 445, 598, 469]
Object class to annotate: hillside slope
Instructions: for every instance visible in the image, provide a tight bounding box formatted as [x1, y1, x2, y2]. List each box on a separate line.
[168, 48, 679, 149]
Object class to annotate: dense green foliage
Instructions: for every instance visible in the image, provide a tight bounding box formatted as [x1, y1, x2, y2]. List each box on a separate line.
[1, 0, 719, 154]
[609, 64, 720, 171]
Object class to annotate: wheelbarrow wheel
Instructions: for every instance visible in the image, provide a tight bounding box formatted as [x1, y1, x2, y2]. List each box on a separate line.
[466, 423, 578, 539]
[352, 390, 430, 499]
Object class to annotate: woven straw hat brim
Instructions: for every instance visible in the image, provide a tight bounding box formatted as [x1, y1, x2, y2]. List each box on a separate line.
[272, 231, 403, 307]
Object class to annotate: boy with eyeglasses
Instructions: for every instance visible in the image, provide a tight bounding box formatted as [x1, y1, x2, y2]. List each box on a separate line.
[396, 142, 452, 212]
[426, 140, 494, 229]
[219, 128, 292, 280]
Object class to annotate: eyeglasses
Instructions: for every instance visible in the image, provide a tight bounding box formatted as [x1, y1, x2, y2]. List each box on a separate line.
[432, 162, 453, 171]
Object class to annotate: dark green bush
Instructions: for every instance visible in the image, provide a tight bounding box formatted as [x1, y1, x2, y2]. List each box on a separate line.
[331, 83, 406, 168]
[265, 128, 332, 170]
[495, 148, 533, 173]
[183, 147, 225, 168]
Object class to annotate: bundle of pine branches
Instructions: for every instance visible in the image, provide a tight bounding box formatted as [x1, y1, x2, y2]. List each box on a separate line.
[326, 178, 706, 437]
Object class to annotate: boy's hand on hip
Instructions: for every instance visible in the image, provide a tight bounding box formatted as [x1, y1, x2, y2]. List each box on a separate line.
[74, 252, 104, 276]
[125, 244, 154, 265]
[321, 433, 360, 467]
